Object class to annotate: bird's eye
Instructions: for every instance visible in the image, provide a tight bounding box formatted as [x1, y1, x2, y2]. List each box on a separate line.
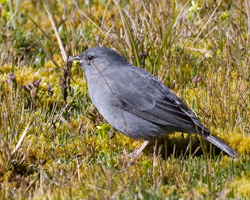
[87, 55, 94, 61]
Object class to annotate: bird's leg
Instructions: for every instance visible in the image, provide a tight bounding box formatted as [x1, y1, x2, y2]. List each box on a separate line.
[128, 140, 151, 158]
[128, 140, 150, 165]
[128, 149, 138, 158]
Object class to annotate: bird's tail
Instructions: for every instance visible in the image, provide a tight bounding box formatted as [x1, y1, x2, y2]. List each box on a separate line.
[204, 134, 238, 158]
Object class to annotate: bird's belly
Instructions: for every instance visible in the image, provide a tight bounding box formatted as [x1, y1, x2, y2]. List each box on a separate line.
[96, 103, 172, 140]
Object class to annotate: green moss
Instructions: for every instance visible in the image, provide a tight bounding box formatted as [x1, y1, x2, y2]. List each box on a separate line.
[0, 0, 249, 199]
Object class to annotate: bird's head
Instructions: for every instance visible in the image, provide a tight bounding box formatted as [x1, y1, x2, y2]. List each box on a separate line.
[69, 47, 129, 75]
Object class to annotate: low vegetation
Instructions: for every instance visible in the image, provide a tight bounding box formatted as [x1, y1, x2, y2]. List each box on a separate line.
[0, 0, 249, 199]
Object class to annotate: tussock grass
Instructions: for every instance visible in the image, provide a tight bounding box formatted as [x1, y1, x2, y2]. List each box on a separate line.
[0, 0, 249, 199]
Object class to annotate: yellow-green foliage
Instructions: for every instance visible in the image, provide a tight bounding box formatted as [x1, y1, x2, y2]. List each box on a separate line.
[0, 0, 249, 199]
[230, 175, 250, 197]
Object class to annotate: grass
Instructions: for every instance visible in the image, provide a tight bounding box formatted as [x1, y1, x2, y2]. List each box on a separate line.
[0, 0, 250, 199]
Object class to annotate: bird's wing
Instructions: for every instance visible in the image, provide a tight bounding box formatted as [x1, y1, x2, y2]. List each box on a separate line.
[116, 91, 197, 131]
[106, 69, 208, 134]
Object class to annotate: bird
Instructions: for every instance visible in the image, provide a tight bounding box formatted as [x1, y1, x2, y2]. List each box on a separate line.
[69, 47, 238, 162]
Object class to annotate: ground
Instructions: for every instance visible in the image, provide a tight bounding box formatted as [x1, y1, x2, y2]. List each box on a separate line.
[0, 0, 250, 199]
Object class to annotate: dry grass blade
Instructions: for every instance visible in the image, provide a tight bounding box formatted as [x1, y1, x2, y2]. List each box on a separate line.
[36, 41, 61, 68]
[190, 0, 222, 46]
[114, 0, 141, 67]
[11, 122, 31, 156]
[97, 0, 112, 46]
[113, 0, 131, 51]
[72, 0, 106, 36]
[0, 0, 249, 199]
[27, 15, 53, 43]
[43, 1, 67, 62]
[245, 0, 250, 47]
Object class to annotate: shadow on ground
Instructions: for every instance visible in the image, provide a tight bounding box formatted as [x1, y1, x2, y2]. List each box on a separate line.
[142, 134, 229, 159]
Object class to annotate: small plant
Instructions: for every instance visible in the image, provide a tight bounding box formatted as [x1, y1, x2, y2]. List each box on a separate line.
[0, 0, 249, 199]
[21, 78, 42, 109]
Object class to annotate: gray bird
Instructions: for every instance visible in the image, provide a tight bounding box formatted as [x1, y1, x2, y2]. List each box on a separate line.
[69, 47, 237, 160]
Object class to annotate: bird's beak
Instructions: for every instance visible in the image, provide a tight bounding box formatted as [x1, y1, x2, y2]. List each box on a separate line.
[68, 55, 81, 63]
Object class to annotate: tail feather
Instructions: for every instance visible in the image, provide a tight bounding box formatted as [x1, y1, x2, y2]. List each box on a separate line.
[204, 134, 238, 157]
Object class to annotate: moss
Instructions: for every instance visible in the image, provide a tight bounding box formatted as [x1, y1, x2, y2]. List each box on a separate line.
[0, 0, 249, 199]
[230, 176, 250, 197]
